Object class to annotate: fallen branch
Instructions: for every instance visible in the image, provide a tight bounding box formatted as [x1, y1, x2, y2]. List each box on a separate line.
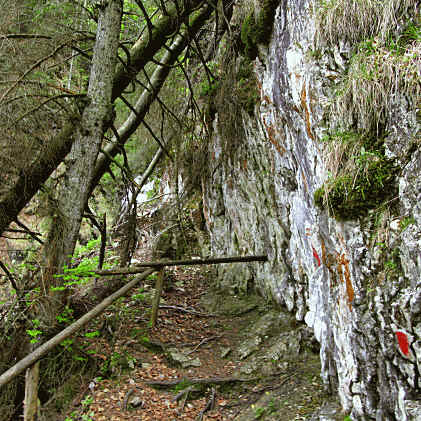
[226, 373, 295, 413]
[197, 387, 216, 421]
[185, 336, 221, 355]
[122, 388, 134, 410]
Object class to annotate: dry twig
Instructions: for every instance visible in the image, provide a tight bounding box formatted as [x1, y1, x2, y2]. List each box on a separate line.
[186, 335, 222, 355]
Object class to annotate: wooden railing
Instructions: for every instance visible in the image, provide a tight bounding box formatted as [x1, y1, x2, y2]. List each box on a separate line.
[0, 255, 267, 388]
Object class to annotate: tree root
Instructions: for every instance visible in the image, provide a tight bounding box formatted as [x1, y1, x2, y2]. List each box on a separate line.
[145, 376, 257, 389]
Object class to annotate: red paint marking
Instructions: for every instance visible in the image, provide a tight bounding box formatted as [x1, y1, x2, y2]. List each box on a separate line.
[312, 246, 321, 267]
[395, 331, 410, 356]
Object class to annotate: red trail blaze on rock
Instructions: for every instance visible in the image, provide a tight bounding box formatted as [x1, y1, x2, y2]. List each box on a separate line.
[395, 331, 410, 356]
[312, 246, 321, 267]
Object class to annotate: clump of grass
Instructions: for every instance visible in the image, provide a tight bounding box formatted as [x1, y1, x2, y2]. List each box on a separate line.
[315, 1, 420, 131]
[315, 0, 415, 46]
[332, 36, 420, 131]
[314, 130, 398, 220]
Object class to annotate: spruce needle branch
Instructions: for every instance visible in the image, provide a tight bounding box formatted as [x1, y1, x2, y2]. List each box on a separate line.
[8, 94, 85, 127]
[0, 41, 71, 103]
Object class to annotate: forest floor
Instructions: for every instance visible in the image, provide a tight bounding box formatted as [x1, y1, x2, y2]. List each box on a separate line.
[58, 265, 340, 421]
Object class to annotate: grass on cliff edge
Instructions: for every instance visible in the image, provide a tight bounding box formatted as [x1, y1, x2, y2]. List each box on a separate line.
[316, 1, 420, 131]
[314, 130, 398, 220]
[332, 33, 420, 131]
[315, 0, 416, 46]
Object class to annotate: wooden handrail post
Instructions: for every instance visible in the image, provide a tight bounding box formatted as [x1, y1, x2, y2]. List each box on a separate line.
[24, 361, 39, 421]
[150, 267, 164, 328]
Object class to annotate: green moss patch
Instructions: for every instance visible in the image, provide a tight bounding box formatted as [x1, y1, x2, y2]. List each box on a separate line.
[314, 158, 397, 220]
[241, 0, 280, 60]
[236, 59, 259, 116]
[314, 131, 399, 220]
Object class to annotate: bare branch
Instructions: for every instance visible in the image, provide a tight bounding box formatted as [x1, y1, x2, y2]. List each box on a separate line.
[15, 219, 44, 245]
[134, 71, 182, 126]
[0, 261, 19, 292]
[8, 94, 85, 127]
[142, 118, 173, 160]
[0, 34, 53, 40]
[135, 0, 155, 42]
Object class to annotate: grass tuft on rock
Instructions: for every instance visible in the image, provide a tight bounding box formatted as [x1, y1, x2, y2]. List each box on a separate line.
[314, 130, 399, 220]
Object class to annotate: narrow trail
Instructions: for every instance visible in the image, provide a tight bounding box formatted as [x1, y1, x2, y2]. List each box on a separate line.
[62, 266, 335, 421]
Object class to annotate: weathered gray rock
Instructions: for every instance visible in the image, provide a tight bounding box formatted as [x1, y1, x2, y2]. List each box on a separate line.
[200, 290, 260, 315]
[310, 401, 343, 421]
[129, 396, 144, 408]
[201, 0, 421, 419]
[166, 348, 201, 368]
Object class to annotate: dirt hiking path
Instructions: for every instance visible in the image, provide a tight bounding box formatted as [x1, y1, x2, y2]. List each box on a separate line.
[62, 266, 339, 421]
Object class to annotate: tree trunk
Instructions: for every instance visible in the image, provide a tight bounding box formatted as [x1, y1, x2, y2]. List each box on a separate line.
[0, 1, 217, 237]
[44, 0, 123, 295]
[22, 0, 123, 416]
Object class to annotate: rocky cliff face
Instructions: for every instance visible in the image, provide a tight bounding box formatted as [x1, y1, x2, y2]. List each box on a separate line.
[201, 0, 420, 419]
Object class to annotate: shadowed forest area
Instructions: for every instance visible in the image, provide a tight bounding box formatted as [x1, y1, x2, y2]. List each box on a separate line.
[0, 0, 420, 420]
[0, 0, 240, 419]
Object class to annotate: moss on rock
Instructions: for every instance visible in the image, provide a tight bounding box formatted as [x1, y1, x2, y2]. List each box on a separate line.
[241, 0, 280, 60]
[314, 159, 397, 220]
[236, 59, 259, 116]
[314, 131, 399, 220]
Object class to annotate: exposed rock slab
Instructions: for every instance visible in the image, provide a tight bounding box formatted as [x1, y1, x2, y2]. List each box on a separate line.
[201, 0, 421, 419]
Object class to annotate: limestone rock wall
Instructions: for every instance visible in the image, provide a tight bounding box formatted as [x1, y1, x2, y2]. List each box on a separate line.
[201, 0, 420, 419]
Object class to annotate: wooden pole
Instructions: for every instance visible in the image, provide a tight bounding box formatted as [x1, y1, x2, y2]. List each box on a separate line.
[24, 361, 39, 421]
[150, 267, 164, 328]
[0, 269, 155, 389]
[85, 255, 268, 277]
